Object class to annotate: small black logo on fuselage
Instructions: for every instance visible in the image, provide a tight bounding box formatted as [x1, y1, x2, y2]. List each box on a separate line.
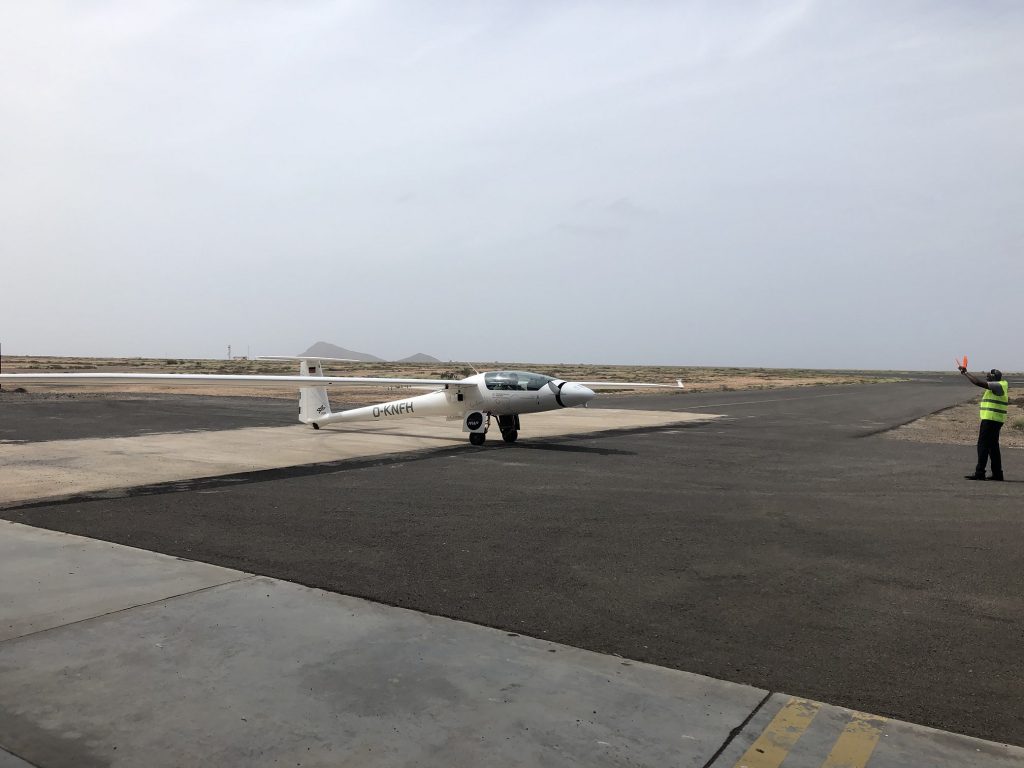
[465, 412, 483, 430]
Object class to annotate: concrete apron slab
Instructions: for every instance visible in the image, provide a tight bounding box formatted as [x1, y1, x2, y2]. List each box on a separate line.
[0, 524, 758, 768]
[1, 524, 1021, 767]
[0, 408, 716, 506]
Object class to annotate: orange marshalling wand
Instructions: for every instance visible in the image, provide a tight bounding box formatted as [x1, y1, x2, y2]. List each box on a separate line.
[956, 355, 968, 370]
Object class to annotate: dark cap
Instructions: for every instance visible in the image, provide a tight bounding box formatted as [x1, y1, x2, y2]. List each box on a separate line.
[988, 369, 1003, 380]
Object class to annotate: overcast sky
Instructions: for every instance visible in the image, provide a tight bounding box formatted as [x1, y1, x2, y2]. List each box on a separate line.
[1, 1, 1021, 369]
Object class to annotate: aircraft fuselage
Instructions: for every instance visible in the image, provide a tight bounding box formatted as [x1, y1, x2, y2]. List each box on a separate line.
[314, 371, 594, 428]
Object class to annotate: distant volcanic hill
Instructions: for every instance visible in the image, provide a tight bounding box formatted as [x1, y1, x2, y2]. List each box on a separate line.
[298, 342, 384, 362]
[298, 342, 440, 364]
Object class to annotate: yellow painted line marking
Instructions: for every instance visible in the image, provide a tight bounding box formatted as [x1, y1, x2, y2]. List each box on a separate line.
[733, 697, 820, 768]
[821, 712, 888, 768]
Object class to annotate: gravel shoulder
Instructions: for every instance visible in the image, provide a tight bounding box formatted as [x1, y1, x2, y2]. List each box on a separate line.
[884, 395, 1024, 448]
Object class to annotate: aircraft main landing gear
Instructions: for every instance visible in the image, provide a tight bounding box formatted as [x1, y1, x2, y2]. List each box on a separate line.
[497, 414, 520, 443]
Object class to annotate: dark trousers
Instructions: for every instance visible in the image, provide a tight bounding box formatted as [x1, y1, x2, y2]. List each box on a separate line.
[976, 419, 1003, 476]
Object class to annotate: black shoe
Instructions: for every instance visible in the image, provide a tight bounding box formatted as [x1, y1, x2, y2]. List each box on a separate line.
[965, 474, 986, 480]
[990, 473, 1004, 481]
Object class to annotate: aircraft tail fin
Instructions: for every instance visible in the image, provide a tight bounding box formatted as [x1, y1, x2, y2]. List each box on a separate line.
[296, 359, 331, 426]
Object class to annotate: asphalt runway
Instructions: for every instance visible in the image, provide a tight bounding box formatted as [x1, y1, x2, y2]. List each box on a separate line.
[2, 376, 1022, 746]
[0, 392, 296, 443]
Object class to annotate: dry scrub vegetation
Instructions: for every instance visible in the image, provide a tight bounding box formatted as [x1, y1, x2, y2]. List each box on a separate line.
[0, 356, 904, 406]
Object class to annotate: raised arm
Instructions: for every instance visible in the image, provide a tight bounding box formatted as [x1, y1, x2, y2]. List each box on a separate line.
[960, 368, 989, 389]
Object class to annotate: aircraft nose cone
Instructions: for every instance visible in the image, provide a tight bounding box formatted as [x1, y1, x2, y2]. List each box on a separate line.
[560, 383, 595, 407]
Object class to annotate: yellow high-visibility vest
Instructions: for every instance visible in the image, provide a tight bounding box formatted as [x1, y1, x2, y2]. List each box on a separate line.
[980, 380, 1009, 423]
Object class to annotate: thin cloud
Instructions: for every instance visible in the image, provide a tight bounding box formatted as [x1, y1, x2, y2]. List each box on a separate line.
[0, 1, 1021, 368]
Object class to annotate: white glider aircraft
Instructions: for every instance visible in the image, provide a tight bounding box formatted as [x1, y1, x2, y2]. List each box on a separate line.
[0, 357, 683, 445]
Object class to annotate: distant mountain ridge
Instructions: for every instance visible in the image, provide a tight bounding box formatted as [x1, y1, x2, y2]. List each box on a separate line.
[298, 341, 440, 364]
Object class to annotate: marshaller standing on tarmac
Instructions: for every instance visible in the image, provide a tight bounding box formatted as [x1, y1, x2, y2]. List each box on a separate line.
[959, 365, 1009, 481]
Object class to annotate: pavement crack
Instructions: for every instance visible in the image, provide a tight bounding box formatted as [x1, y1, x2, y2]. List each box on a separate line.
[0, 743, 43, 768]
[700, 690, 772, 768]
[0, 575, 255, 646]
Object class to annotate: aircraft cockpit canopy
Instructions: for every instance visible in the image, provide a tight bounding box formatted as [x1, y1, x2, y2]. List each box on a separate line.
[484, 371, 554, 391]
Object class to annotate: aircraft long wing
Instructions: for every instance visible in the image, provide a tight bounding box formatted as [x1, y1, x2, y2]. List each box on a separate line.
[0, 373, 465, 389]
[0, 373, 683, 390]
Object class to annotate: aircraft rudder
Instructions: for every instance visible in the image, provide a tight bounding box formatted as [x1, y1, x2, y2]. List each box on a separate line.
[297, 359, 331, 425]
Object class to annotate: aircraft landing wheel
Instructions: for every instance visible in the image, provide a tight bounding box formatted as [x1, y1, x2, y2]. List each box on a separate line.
[469, 432, 486, 446]
[501, 429, 518, 443]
